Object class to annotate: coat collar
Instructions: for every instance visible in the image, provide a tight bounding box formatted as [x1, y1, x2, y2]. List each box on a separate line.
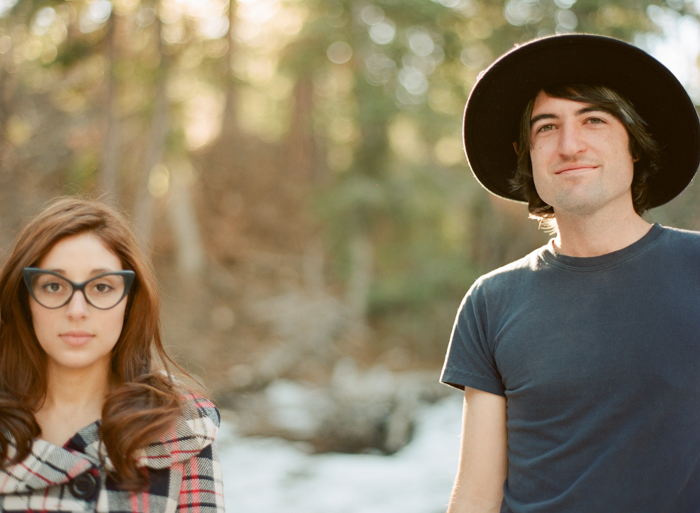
[0, 394, 218, 495]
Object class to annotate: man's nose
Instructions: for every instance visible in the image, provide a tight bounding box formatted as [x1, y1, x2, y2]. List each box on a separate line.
[557, 123, 586, 156]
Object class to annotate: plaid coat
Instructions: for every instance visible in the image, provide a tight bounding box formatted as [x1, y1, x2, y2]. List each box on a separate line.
[0, 395, 225, 512]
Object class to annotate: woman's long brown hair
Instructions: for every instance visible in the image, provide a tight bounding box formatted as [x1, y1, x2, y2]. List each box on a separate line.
[0, 197, 193, 490]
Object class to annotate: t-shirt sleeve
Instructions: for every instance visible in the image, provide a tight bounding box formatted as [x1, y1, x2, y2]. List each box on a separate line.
[440, 282, 505, 396]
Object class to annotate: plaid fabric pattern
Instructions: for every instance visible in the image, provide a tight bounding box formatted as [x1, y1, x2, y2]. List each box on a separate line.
[0, 395, 225, 512]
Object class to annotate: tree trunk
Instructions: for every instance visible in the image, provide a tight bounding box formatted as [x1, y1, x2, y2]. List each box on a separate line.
[346, 233, 373, 323]
[285, 75, 317, 183]
[99, 14, 120, 201]
[167, 160, 205, 278]
[133, 16, 169, 249]
[220, 0, 238, 135]
[0, 36, 16, 175]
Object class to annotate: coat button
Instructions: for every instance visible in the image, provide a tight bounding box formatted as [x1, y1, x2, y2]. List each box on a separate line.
[69, 472, 97, 500]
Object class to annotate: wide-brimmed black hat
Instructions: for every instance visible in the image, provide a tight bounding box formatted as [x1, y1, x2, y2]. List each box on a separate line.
[463, 34, 700, 209]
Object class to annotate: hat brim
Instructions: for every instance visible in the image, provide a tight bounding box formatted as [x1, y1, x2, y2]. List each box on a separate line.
[463, 34, 700, 209]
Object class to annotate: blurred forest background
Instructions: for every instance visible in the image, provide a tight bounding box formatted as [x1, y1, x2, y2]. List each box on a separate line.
[1, 0, 700, 453]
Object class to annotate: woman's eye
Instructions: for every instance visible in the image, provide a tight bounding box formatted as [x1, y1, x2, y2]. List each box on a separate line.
[93, 283, 113, 293]
[535, 124, 553, 134]
[42, 282, 64, 293]
[587, 117, 605, 125]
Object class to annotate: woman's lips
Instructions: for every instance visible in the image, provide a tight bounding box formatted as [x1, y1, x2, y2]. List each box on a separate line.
[60, 331, 94, 347]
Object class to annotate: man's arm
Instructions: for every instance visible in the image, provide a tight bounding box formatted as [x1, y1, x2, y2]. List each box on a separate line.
[447, 386, 508, 513]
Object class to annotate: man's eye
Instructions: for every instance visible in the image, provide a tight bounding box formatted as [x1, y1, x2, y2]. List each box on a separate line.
[587, 117, 605, 124]
[536, 124, 554, 133]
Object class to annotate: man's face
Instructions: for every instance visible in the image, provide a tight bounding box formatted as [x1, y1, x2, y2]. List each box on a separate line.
[528, 91, 636, 219]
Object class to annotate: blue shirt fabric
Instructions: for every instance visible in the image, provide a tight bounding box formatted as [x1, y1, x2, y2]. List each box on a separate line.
[441, 224, 700, 512]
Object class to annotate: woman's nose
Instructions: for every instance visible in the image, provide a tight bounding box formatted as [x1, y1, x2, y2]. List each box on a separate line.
[65, 290, 90, 318]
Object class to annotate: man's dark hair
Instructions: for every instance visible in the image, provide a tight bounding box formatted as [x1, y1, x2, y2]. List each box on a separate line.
[510, 84, 662, 219]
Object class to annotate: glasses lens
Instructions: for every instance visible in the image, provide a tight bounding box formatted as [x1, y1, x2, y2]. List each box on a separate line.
[84, 274, 127, 309]
[31, 273, 73, 308]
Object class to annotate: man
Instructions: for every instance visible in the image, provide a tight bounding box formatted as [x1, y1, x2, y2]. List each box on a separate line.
[441, 34, 700, 512]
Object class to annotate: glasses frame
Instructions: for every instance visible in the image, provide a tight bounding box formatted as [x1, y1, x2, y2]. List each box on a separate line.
[22, 268, 136, 310]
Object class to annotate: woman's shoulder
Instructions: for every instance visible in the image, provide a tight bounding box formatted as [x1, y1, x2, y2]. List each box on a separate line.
[181, 393, 220, 426]
[134, 393, 220, 470]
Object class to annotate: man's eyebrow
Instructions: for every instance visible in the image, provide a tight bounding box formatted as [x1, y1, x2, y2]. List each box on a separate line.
[576, 106, 608, 116]
[530, 113, 557, 125]
[530, 106, 608, 125]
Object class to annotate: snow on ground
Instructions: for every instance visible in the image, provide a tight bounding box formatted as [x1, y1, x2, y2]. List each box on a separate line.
[218, 393, 464, 513]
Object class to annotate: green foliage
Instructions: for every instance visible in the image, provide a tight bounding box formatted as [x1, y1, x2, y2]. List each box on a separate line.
[66, 150, 99, 188]
[0, 0, 697, 365]
[299, 0, 684, 359]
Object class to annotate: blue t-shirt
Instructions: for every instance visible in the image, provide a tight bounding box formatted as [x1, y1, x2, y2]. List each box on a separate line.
[441, 224, 700, 512]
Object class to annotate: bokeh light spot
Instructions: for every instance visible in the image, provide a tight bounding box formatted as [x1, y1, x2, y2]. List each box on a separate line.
[0, 0, 18, 18]
[434, 136, 464, 166]
[199, 15, 229, 39]
[0, 35, 10, 54]
[369, 21, 396, 45]
[360, 5, 384, 25]
[365, 52, 397, 85]
[460, 45, 490, 69]
[399, 66, 428, 95]
[408, 30, 434, 57]
[80, 0, 112, 33]
[32, 7, 56, 36]
[327, 41, 353, 64]
[148, 164, 170, 198]
[556, 9, 578, 31]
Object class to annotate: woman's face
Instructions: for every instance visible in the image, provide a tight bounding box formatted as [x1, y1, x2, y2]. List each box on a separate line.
[29, 232, 127, 377]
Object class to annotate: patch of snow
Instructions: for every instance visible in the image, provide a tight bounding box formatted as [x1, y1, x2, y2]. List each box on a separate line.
[264, 380, 330, 437]
[218, 393, 463, 513]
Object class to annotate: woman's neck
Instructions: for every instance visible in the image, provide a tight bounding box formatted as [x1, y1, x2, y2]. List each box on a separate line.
[35, 362, 111, 446]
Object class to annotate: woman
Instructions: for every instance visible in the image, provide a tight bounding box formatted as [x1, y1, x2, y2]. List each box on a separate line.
[0, 197, 225, 512]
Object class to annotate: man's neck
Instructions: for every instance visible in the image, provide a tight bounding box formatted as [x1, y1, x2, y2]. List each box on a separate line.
[552, 208, 652, 258]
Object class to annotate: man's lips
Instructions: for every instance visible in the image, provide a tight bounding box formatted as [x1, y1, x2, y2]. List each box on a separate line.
[60, 331, 94, 347]
[554, 164, 598, 175]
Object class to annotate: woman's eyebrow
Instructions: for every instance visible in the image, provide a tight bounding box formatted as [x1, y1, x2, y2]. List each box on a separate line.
[42, 268, 117, 277]
[89, 268, 117, 276]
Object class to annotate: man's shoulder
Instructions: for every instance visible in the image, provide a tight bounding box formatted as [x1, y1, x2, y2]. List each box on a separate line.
[479, 246, 547, 281]
[651, 225, 700, 260]
[659, 225, 700, 243]
[471, 244, 548, 294]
